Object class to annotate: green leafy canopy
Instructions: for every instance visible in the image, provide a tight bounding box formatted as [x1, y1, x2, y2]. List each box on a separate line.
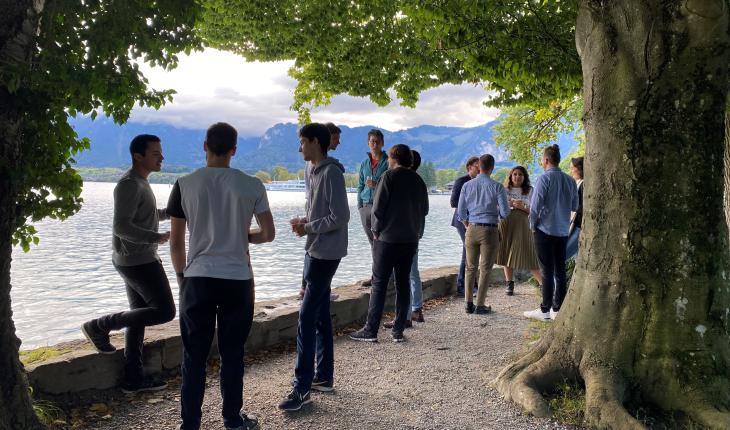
[7, 0, 202, 250]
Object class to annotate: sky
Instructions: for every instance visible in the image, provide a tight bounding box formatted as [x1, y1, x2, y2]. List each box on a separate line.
[132, 49, 501, 137]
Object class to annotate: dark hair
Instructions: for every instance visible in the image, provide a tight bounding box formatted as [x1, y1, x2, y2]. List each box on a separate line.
[206, 122, 238, 156]
[299, 123, 331, 155]
[504, 165, 531, 195]
[411, 150, 421, 171]
[544, 144, 561, 165]
[479, 154, 495, 172]
[465, 156, 479, 169]
[129, 134, 160, 158]
[325, 122, 342, 135]
[388, 144, 413, 167]
[367, 128, 384, 143]
[571, 156, 584, 179]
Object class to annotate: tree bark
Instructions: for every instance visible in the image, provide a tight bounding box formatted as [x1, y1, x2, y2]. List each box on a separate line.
[0, 1, 46, 429]
[724, 112, 730, 240]
[496, 1, 730, 429]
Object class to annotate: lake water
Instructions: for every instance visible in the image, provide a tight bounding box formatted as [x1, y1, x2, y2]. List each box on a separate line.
[10, 182, 462, 349]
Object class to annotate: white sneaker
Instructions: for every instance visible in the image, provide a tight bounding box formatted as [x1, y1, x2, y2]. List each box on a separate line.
[523, 308, 551, 321]
[550, 309, 559, 320]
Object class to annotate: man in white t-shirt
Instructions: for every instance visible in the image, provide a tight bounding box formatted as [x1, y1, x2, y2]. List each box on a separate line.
[168, 122, 275, 430]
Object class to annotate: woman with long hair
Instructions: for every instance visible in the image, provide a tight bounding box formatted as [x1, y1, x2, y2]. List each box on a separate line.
[565, 157, 584, 260]
[496, 166, 543, 295]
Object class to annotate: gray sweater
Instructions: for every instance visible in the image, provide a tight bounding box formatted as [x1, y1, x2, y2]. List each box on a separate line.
[303, 158, 350, 260]
[112, 169, 168, 266]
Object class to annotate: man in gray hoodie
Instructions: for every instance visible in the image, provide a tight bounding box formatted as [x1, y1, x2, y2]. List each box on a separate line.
[279, 123, 350, 412]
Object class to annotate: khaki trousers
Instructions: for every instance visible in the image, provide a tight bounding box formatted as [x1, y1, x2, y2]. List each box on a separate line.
[464, 224, 499, 306]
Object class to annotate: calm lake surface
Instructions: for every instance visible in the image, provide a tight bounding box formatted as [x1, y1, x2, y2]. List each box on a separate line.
[11, 182, 462, 349]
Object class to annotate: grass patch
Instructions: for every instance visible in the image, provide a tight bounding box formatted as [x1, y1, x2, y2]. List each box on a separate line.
[20, 347, 70, 366]
[527, 320, 551, 342]
[545, 380, 586, 426]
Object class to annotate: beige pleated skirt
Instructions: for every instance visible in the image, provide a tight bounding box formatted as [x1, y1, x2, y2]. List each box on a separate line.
[496, 210, 539, 269]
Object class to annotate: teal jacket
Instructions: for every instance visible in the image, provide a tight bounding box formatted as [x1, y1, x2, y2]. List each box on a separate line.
[357, 152, 389, 208]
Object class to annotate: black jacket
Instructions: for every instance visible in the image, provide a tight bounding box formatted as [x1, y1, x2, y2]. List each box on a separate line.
[450, 174, 472, 228]
[371, 167, 429, 243]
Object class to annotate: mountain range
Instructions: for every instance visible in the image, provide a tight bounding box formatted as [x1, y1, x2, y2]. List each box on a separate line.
[70, 116, 578, 173]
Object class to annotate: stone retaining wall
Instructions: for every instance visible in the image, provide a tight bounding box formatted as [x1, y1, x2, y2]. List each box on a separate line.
[26, 266, 505, 395]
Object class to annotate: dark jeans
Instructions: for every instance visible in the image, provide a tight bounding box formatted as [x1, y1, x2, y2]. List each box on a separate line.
[364, 240, 418, 335]
[294, 254, 340, 393]
[454, 222, 476, 295]
[179, 277, 254, 430]
[534, 229, 568, 313]
[98, 260, 175, 382]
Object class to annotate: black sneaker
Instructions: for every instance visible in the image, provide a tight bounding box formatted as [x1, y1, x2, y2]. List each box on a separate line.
[506, 280, 515, 296]
[475, 305, 492, 314]
[311, 377, 334, 392]
[226, 413, 259, 430]
[278, 389, 312, 411]
[81, 320, 116, 354]
[465, 302, 475, 314]
[391, 332, 406, 343]
[455, 290, 465, 298]
[121, 376, 168, 394]
[349, 329, 378, 342]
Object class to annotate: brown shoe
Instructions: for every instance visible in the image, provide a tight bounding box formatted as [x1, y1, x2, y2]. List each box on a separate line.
[383, 319, 412, 329]
[411, 309, 425, 323]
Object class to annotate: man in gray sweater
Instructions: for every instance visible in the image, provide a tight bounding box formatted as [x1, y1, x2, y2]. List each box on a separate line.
[279, 123, 350, 412]
[81, 134, 175, 393]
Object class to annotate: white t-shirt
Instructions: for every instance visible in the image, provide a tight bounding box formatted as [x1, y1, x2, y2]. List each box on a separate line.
[506, 186, 533, 208]
[167, 167, 270, 280]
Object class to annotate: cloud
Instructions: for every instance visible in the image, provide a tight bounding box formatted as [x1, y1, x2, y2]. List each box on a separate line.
[132, 49, 501, 136]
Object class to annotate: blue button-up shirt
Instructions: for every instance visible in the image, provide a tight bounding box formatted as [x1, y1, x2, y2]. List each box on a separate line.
[529, 167, 579, 237]
[457, 174, 510, 224]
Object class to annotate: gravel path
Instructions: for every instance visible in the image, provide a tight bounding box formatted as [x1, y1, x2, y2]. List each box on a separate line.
[80, 282, 572, 430]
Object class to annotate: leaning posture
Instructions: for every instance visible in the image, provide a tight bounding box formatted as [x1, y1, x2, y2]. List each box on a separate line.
[81, 134, 175, 394]
[280, 123, 349, 411]
[168, 122, 275, 430]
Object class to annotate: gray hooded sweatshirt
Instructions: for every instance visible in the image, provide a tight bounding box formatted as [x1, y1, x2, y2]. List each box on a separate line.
[303, 157, 350, 260]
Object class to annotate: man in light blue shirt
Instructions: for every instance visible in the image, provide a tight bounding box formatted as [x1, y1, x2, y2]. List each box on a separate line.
[457, 154, 510, 314]
[524, 144, 578, 322]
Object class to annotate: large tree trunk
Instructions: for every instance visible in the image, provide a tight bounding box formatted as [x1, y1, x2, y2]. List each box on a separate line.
[496, 1, 730, 429]
[724, 112, 730, 239]
[0, 1, 46, 429]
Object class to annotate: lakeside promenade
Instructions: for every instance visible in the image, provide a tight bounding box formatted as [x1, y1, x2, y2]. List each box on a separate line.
[69, 280, 572, 430]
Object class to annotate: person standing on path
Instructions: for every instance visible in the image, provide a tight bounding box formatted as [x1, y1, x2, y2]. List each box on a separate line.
[384, 149, 425, 329]
[168, 122, 275, 430]
[298, 122, 342, 300]
[350, 144, 428, 343]
[565, 156, 584, 261]
[81, 134, 175, 394]
[524, 144, 578, 322]
[356, 129, 389, 287]
[450, 156, 480, 298]
[279, 123, 350, 412]
[457, 154, 510, 315]
[496, 166, 543, 296]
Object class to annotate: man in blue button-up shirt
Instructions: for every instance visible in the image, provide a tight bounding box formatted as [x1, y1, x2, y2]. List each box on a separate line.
[524, 144, 578, 322]
[457, 154, 510, 314]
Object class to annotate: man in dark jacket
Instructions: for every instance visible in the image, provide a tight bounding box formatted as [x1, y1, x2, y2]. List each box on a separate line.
[450, 156, 480, 297]
[349, 144, 429, 343]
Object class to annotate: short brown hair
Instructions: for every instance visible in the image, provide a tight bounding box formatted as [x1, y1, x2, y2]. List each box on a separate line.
[465, 156, 479, 170]
[479, 154, 495, 172]
[388, 144, 413, 167]
[206, 122, 237, 156]
[367, 128, 384, 143]
[325, 122, 341, 135]
[544, 144, 560, 165]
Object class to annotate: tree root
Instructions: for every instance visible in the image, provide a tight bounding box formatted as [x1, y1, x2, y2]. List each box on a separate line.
[681, 399, 730, 429]
[494, 339, 563, 418]
[583, 369, 643, 430]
